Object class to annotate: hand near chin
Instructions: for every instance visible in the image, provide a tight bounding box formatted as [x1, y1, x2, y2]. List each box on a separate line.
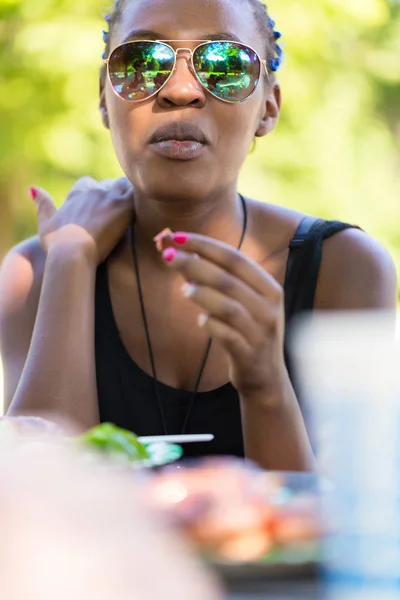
[30, 177, 135, 265]
[156, 231, 288, 402]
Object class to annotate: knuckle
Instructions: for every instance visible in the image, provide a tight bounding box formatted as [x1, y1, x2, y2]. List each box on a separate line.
[114, 177, 133, 193]
[182, 253, 198, 273]
[111, 181, 134, 204]
[229, 333, 245, 353]
[68, 177, 97, 198]
[263, 309, 281, 334]
[224, 248, 242, 271]
[220, 301, 241, 322]
[100, 178, 118, 190]
[77, 176, 97, 188]
[218, 274, 234, 295]
[181, 259, 193, 277]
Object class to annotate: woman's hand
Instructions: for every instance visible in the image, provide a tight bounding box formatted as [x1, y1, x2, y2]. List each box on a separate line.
[157, 232, 287, 401]
[30, 177, 135, 264]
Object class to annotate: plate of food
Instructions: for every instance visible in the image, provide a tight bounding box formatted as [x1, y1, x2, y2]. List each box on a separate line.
[145, 459, 324, 584]
[0, 418, 324, 587]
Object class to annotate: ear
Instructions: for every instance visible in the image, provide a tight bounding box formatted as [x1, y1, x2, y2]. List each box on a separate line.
[255, 82, 281, 138]
[99, 69, 110, 130]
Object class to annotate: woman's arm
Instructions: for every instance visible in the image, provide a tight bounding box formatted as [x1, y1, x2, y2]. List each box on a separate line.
[0, 178, 135, 428]
[0, 240, 99, 428]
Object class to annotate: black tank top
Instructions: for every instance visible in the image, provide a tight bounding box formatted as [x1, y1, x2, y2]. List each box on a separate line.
[95, 217, 358, 458]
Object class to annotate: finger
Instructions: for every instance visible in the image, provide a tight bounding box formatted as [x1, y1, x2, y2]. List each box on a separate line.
[65, 177, 98, 202]
[69, 176, 98, 193]
[198, 313, 252, 364]
[111, 178, 135, 210]
[159, 232, 278, 298]
[100, 178, 119, 189]
[31, 186, 57, 226]
[182, 282, 261, 346]
[112, 177, 134, 195]
[162, 248, 273, 326]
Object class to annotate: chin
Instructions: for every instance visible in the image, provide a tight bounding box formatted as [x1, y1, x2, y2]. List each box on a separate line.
[131, 163, 223, 203]
[141, 179, 216, 203]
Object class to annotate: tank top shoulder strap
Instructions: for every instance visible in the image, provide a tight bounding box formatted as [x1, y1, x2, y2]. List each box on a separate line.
[284, 216, 361, 320]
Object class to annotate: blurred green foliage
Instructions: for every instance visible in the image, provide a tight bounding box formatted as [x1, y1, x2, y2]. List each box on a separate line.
[0, 0, 399, 288]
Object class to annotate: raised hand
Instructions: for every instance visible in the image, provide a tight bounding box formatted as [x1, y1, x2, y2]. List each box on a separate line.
[30, 177, 135, 264]
[156, 231, 286, 398]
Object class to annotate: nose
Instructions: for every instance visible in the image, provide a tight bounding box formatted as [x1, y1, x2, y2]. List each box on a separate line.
[157, 50, 206, 108]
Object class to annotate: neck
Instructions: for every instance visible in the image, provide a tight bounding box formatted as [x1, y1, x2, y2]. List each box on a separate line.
[132, 185, 247, 264]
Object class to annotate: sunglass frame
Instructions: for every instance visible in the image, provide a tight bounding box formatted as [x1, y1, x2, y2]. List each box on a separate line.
[103, 39, 269, 104]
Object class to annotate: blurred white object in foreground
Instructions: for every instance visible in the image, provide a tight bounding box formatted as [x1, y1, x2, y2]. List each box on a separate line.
[0, 438, 221, 600]
[292, 311, 400, 600]
[0, 356, 3, 416]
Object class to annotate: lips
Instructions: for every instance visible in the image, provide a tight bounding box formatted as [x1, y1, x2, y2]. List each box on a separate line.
[149, 122, 209, 145]
[148, 122, 209, 161]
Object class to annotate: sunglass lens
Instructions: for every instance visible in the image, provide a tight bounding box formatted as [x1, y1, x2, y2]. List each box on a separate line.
[108, 42, 175, 101]
[193, 42, 260, 102]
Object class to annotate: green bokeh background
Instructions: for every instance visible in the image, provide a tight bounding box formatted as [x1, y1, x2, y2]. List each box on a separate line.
[0, 0, 399, 285]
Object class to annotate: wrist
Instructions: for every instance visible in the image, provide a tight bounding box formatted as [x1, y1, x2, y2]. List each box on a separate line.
[238, 371, 292, 411]
[47, 237, 98, 267]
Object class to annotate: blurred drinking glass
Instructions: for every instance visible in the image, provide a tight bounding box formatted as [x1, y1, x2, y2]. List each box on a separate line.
[292, 311, 400, 600]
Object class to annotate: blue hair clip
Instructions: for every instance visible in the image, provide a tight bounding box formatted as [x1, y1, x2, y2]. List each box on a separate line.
[267, 14, 284, 73]
[102, 29, 109, 43]
[270, 58, 281, 72]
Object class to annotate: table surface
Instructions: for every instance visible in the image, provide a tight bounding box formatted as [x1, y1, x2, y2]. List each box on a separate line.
[226, 581, 321, 599]
[226, 578, 322, 600]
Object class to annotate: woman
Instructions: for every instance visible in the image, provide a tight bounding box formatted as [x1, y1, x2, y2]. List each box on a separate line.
[0, 0, 397, 470]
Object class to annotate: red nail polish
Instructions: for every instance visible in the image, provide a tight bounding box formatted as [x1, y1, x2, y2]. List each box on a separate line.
[162, 247, 178, 263]
[173, 232, 189, 245]
[29, 187, 37, 200]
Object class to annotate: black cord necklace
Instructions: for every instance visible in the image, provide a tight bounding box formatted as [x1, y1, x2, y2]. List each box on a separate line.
[131, 194, 248, 435]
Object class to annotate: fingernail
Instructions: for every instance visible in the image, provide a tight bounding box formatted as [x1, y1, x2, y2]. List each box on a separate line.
[29, 187, 38, 200]
[197, 313, 209, 328]
[162, 247, 178, 263]
[181, 282, 196, 298]
[173, 232, 189, 245]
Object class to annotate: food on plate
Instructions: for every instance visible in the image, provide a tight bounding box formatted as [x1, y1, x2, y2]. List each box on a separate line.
[78, 422, 150, 463]
[146, 459, 322, 564]
[153, 228, 173, 251]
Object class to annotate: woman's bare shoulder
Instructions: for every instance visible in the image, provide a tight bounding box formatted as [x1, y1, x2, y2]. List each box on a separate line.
[0, 236, 46, 327]
[315, 227, 398, 310]
[245, 197, 306, 253]
[6, 235, 46, 265]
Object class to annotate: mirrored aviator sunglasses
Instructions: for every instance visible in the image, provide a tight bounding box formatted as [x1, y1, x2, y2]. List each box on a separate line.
[104, 40, 268, 104]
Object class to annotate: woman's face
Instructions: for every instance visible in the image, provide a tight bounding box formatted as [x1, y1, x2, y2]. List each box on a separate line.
[100, 0, 280, 203]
